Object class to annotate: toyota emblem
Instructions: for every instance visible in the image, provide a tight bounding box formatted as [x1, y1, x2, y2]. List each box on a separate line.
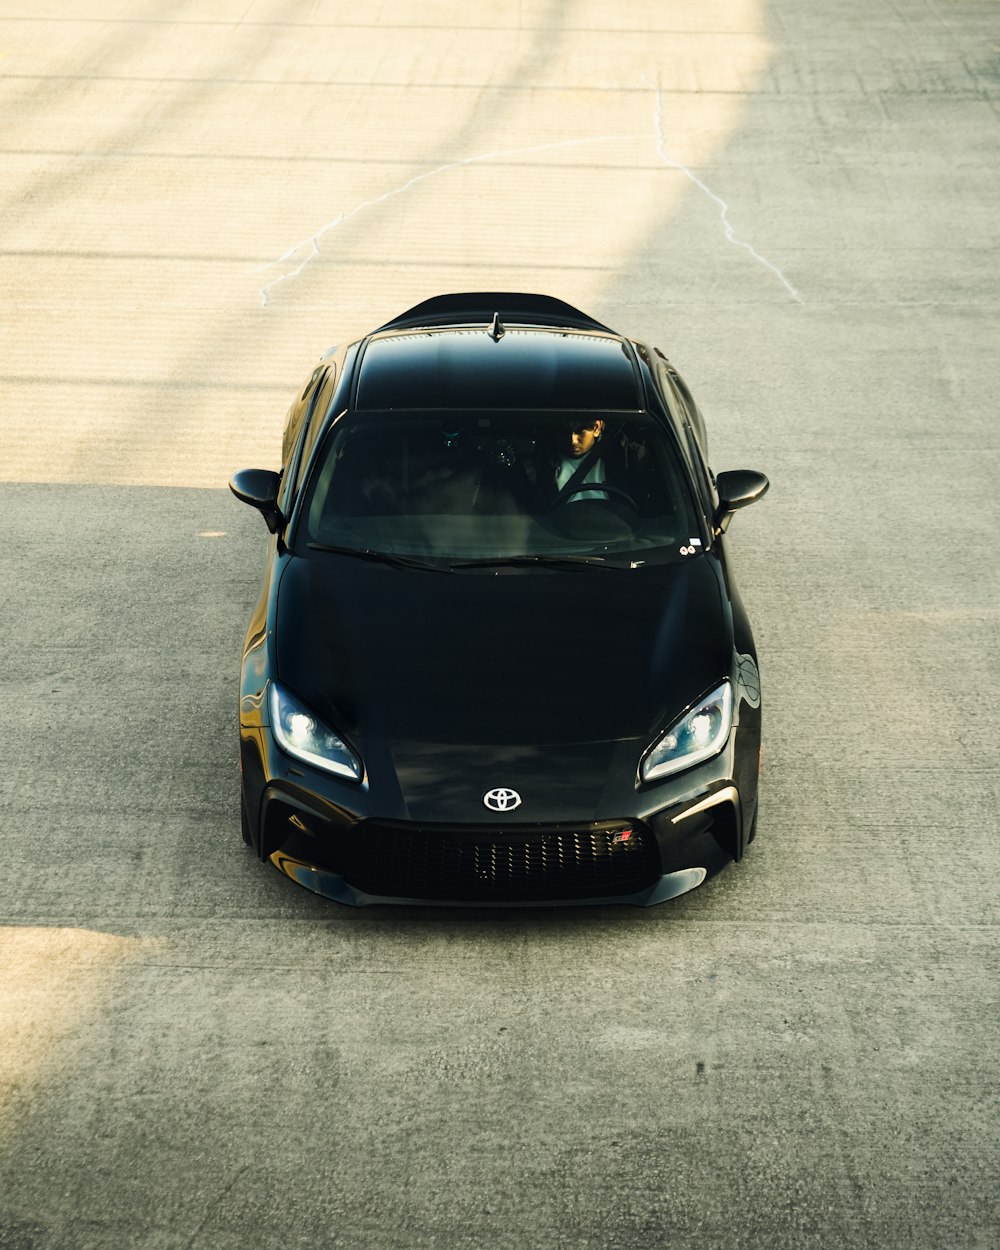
[483, 787, 522, 812]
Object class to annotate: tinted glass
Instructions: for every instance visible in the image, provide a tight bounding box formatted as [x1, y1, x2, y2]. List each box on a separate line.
[301, 411, 702, 566]
[356, 330, 640, 411]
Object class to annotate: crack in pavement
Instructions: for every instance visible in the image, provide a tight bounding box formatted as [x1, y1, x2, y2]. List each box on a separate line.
[257, 87, 803, 308]
[256, 132, 631, 306]
[651, 86, 803, 304]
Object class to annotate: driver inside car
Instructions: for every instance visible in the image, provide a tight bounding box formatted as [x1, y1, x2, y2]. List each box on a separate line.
[554, 418, 607, 501]
[540, 417, 671, 525]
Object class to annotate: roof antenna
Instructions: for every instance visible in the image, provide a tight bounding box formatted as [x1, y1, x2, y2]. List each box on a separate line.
[487, 312, 505, 342]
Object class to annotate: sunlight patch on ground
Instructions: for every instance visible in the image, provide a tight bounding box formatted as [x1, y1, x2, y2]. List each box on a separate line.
[0, 927, 149, 1142]
[1, 0, 777, 488]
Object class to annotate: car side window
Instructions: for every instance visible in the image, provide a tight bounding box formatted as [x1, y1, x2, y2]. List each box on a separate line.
[658, 364, 714, 514]
[277, 365, 336, 517]
[293, 364, 338, 498]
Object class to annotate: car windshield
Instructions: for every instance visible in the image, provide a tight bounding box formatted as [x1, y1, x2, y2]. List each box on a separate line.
[300, 411, 702, 566]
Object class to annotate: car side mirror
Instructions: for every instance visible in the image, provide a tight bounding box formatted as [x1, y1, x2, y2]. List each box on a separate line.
[713, 469, 769, 536]
[229, 468, 285, 534]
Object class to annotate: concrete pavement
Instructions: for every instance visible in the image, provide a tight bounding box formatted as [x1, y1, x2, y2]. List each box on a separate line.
[1, 2, 997, 1247]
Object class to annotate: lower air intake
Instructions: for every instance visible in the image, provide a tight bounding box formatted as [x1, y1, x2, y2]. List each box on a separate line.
[344, 820, 660, 901]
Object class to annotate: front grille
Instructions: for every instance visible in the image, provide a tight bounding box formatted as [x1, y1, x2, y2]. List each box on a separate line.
[342, 819, 660, 901]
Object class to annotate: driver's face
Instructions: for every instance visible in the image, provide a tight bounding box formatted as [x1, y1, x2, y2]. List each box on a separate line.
[568, 420, 604, 457]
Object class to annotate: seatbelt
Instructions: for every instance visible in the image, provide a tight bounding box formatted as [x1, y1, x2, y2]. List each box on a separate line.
[552, 441, 604, 505]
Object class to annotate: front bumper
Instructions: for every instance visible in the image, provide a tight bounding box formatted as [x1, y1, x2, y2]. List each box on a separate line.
[241, 724, 754, 906]
[269, 850, 710, 907]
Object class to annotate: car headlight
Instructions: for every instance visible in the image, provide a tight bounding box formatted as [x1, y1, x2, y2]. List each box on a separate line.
[269, 681, 363, 782]
[641, 681, 733, 783]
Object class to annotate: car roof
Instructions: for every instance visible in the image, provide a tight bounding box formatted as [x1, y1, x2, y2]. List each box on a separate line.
[356, 292, 643, 412]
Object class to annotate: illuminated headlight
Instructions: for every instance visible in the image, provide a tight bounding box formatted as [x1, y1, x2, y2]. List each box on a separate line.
[269, 681, 363, 782]
[641, 682, 733, 783]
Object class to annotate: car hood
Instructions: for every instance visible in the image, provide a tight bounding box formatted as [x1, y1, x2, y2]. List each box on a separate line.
[274, 553, 732, 750]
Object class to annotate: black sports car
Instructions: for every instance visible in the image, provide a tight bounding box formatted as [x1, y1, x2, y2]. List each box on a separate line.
[230, 293, 768, 906]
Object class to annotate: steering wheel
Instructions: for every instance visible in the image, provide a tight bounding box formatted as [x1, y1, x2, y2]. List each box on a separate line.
[549, 482, 638, 511]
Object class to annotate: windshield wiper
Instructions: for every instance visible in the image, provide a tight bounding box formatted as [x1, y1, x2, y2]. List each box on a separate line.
[448, 554, 622, 571]
[307, 543, 449, 572]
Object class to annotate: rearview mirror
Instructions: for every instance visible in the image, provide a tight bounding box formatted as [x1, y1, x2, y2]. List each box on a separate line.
[713, 469, 769, 535]
[229, 468, 285, 534]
